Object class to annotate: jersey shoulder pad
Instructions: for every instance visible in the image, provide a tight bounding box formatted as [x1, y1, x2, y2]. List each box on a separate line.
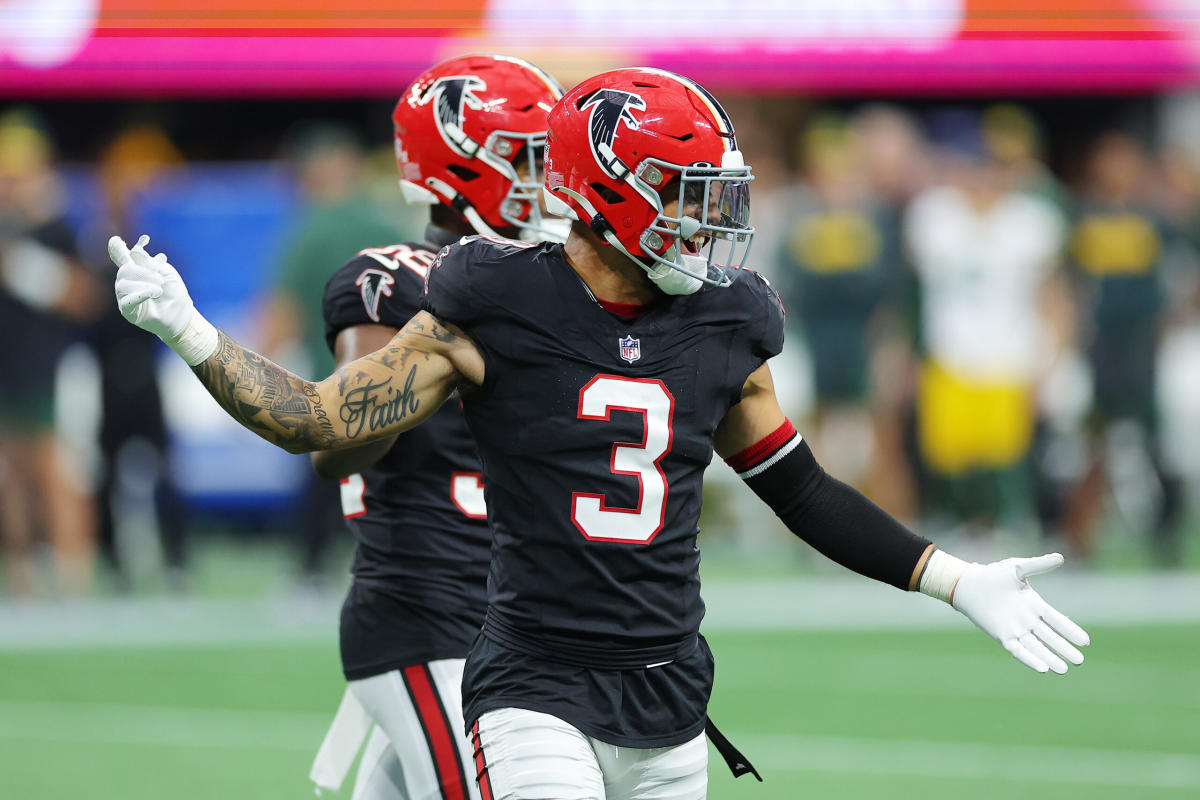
[422, 235, 539, 326]
[737, 269, 786, 359]
[322, 242, 436, 353]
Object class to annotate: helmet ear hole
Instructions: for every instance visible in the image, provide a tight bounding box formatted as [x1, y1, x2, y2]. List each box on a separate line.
[447, 164, 480, 182]
[590, 183, 626, 204]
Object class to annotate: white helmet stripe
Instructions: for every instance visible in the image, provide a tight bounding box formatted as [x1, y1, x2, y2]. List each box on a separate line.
[628, 67, 736, 150]
[492, 53, 565, 99]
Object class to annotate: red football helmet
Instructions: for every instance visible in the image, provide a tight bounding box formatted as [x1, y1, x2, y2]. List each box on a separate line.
[393, 54, 567, 242]
[544, 68, 754, 294]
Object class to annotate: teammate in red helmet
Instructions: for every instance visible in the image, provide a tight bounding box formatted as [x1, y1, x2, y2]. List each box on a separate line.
[394, 53, 568, 244]
[305, 54, 563, 800]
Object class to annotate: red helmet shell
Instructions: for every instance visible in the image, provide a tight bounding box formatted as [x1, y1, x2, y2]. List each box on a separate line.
[544, 68, 740, 257]
[394, 54, 563, 233]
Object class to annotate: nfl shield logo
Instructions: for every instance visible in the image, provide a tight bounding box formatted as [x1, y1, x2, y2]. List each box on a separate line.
[619, 335, 641, 364]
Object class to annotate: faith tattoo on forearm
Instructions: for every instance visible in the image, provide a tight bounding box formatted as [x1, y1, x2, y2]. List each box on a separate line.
[338, 365, 421, 439]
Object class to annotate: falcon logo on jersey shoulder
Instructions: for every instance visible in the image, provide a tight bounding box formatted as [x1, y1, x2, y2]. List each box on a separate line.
[619, 335, 641, 364]
[356, 268, 395, 323]
[418, 76, 487, 158]
[581, 90, 646, 179]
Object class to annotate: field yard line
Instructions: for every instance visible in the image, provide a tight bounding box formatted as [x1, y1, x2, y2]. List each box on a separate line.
[785, 653, 1200, 709]
[0, 699, 1195, 791]
[1, 573, 1198, 649]
[700, 571, 1200, 631]
[731, 732, 1200, 790]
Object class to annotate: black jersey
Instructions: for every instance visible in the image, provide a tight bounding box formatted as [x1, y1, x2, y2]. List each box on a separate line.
[423, 237, 784, 744]
[322, 237, 492, 680]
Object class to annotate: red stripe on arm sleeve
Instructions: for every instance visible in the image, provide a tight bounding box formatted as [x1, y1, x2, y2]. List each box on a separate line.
[723, 419, 797, 474]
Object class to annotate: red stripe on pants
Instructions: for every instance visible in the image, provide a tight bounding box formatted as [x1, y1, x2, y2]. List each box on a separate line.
[471, 720, 494, 800]
[403, 665, 466, 800]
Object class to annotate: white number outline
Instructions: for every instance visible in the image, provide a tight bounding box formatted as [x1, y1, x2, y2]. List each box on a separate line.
[340, 474, 367, 519]
[570, 375, 676, 545]
[450, 471, 488, 519]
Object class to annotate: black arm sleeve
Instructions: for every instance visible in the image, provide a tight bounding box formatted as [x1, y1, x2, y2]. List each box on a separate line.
[742, 439, 931, 590]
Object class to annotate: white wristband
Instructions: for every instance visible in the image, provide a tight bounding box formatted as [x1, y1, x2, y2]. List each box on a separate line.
[918, 549, 971, 605]
[167, 309, 219, 366]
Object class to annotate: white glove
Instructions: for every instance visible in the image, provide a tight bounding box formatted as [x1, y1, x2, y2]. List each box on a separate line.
[109, 234, 218, 365]
[921, 550, 1090, 674]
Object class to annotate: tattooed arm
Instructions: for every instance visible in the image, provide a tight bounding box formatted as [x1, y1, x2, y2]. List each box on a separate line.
[109, 234, 483, 454]
[193, 311, 484, 454]
[309, 323, 402, 480]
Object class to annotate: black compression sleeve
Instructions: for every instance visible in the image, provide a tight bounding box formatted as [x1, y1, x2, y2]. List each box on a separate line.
[735, 436, 931, 590]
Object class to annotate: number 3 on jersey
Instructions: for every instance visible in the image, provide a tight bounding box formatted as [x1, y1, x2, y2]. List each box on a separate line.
[571, 375, 675, 544]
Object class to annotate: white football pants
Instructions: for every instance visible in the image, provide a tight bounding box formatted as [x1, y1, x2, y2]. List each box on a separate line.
[321, 659, 480, 800]
[471, 707, 708, 800]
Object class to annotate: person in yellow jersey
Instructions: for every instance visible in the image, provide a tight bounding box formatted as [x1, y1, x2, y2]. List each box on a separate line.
[777, 115, 902, 494]
[904, 111, 1067, 536]
[1064, 132, 1185, 566]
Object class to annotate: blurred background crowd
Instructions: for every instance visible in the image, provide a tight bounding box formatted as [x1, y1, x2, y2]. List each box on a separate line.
[2, 89, 1199, 600]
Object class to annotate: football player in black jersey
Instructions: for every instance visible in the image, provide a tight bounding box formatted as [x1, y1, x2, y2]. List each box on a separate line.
[111, 68, 1090, 800]
[309, 55, 565, 800]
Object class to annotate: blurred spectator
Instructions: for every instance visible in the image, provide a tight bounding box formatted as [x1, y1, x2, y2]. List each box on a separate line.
[776, 115, 902, 498]
[1155, 139, 1200, 314]
[853, 104, 930, 211]
[981, 103, 1069, 209]
[849, 104, 930, 520]
[1064, 132, 1185, 566]
[260, 122, 409, 378]
[0, 108, 99, 596]
[979, 103, 1085, 545]
[259, 122, 408, 582]
[904, 111, 1066, 537]
[78, 123, 189, 590]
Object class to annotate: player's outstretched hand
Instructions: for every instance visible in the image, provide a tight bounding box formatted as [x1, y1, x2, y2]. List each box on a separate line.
[109, 234, 193, 341]
[109, 234, 217, 365]
[951, 553, 1090, 674]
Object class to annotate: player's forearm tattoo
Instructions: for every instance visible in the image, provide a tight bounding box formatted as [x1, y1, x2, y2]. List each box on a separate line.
[338, 365, 421, 439]
[192, 331, 336, 453]
[408, 315, 460, 344]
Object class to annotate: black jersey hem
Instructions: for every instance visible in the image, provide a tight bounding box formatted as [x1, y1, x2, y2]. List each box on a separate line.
[482, 611, 700, 670]
[341, 646, 471, 682]
[463, 697, 709, 750]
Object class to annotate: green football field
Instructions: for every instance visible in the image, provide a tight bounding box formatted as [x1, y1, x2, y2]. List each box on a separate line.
[1, 624, 1196, 800]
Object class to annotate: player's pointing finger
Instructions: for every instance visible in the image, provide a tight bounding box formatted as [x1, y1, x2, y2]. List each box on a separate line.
[108, 235, 132, 268]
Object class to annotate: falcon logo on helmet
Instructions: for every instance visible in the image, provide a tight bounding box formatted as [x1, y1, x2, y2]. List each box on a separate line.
[355, 268, 395, 323]
[581, 90, 646, 179]
[418, 76, 488, 158]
